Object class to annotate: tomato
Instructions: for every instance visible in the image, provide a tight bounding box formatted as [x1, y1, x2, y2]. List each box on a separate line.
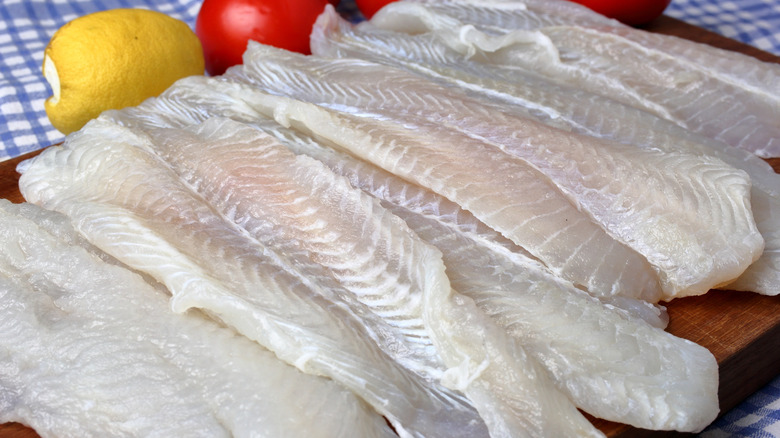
[569, 0, 672, 26]
[355, 0, 398, 19]
[196, 0, 329, 76]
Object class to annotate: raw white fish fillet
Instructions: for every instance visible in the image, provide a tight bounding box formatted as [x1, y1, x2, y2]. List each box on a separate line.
[299, 136, 718, 432]
[597, 27, 780, 102]
[18, 120, 487, 438]
[400, 0, 620, 31]
[106, 84, 719, 430]
[214, 68, 660, 302]
[310, 8, 780, 295]
[728, 193, 780, 293]
[137, 116, 605, 438]
[140, 98, 714, 430]
[103, 77, 665, 328]
[226, 43, 763, 300]
[147, 118, 445, 378]
[118, 85, 715, 430]
[399, 0, 780, 97]
[371, 1, 780, 158]
[0, 200, 393, 438]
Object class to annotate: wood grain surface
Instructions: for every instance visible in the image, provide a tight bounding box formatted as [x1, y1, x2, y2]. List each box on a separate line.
[1, 15, 779, 438]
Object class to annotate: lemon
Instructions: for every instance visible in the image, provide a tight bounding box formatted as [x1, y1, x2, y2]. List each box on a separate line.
[43, 9, 204, 134]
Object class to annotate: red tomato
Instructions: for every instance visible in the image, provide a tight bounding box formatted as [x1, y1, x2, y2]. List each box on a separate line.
[355, 0, 398, 19]
[196, 0, 329, 76]
[569, 0, 672, 26]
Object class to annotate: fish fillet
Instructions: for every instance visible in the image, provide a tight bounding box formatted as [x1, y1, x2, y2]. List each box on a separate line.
[0, 200, 394, 438]
[18, 120, 487, 438]
[153, 105, 714, 431]
[310, 7, 780, 295]
[106, 84, 719, 430]
[225, 43, 762, 300]
[146, 118, 445, 378]
[218, 70, 662, 302]
[370, 1, 780, 158]
[102, 76, 666, 327]
[133, 116, 605, 438]
[106, 75, 658, 302]
[397, 0, 780, 97]
[305, 137, 718, 432]
[397, 0, 620, 31]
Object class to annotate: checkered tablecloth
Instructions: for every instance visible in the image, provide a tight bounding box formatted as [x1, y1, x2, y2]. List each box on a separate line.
[666, 0, 780, 56]
[1, 0, 779, 436]
[702, 376, 780, 437]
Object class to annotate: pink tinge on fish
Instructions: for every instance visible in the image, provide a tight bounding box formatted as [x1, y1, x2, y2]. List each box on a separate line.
[224, 42, 763, 301]
[139, 116, 606, 438]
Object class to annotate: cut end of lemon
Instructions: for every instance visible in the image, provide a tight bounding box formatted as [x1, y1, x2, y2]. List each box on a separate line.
[43, 54, 61, 105]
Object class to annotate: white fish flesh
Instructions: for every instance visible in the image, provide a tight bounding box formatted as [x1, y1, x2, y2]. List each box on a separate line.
[102, 75, 666, 328]
[226, 43, 763, 300]
[216, 67, 662, 302]
[157, 105, 714, 431]
[18, 120, 488, 438]
[398, 0, 780, 97]
[105, 80, 719, 430]
[142, 118, 445, 379]
[398, 0, 620, 31]
[311, 138, 719, 432]
[372, 1, 780, 158]
[0, 200, 394, 438]
[310, 7, 780, 295]
[133, 116, 605, 438]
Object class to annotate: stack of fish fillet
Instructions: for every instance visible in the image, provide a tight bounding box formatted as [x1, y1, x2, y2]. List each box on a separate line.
[3, 0, 779, 437]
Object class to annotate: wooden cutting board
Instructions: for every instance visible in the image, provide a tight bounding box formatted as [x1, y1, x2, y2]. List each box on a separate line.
[1, 15, 779, 438]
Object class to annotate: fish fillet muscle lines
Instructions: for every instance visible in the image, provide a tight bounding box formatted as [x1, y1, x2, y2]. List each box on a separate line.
[201, 109, 717, 431]
[226, 74, 662, 301]
[104, 76, 671, 329]
[226, 43, 762, 300]
[0, 200, 394, 438]
[146, 118, 443, 378]
[106, 82, 718, 430]
[309, 7, 780, 295]
[18, 120, 488, 438]
[122, 75, 661, 301]
[138, 117, 604, 438]
[373, 1, 780, 158]
[332, 149, 718, 432]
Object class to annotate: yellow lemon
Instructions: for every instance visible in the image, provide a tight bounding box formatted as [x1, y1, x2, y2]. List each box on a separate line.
[43, 9, 204, 134]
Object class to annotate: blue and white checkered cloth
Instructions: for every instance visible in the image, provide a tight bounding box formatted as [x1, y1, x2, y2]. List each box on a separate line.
[703, 375, 780, 437]
[666, 0, 780, 56]
[0, 0, 779, 436]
